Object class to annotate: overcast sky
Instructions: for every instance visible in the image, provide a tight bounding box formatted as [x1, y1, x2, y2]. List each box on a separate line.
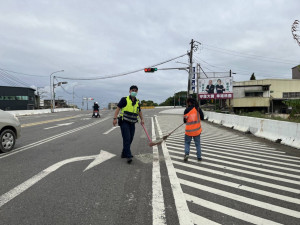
[0, 0, 300, 108]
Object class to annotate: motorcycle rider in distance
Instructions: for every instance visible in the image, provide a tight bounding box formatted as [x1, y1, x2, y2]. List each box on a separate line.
[92, 102, 100, 117]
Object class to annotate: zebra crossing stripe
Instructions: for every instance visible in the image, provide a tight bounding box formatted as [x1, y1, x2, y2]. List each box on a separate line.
[167, 145, 300, 181]
[157, 116, 300, 223]
[167, 148, 300, 185]
[185, 194, 282, 225]
[171, 158, 300, 194]
[166, 141, 300, 168]
[167, 137, 293, 159]
[190, 212, 221, 225]
[167, 135, 283, 154]
[154, 116, 194, 225]
[175, 168, 300, 204]
[200, 135, 276, 147]
[179, 178, 300, 218]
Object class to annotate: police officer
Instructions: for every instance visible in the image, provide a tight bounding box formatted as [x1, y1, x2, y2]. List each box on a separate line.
[113, 85, 144, 163]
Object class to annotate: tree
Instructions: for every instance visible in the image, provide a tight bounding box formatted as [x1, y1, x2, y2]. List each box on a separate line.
[250, 73, 256, 80]
[141, 100, 158, 106]
[283, 99, 300, 119]
[159, 91, 197, 106]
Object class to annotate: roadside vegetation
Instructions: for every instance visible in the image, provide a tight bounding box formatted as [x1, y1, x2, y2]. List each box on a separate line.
[239, 111, 300, 123]
[238, 99, 300, 123]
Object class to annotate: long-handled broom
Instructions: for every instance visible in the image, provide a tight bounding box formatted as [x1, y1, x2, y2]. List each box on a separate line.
[141, 123, 184, 147]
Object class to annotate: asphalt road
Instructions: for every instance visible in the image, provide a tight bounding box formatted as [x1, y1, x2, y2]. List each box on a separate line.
[0, 109, 300, 225]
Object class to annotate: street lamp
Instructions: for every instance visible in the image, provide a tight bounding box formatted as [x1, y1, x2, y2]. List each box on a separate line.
[52, 79, 68, 111]
[50, 70, 64, 112]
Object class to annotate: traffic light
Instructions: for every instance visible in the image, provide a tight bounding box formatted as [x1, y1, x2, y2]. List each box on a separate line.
[144, 68, 157, 73]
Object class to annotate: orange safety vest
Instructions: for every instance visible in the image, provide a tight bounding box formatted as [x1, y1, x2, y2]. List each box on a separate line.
[184, 107, 202, 136]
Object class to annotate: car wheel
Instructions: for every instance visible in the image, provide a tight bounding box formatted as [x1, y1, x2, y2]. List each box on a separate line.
[0, 129, 16, 153]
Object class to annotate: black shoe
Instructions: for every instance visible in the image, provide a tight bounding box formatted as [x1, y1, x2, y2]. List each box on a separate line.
[127, 158, 132, 164]
[184, 154, 189, 161]
[197, 157, 202, 161]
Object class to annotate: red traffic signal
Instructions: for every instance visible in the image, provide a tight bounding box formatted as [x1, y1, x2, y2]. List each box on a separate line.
[144, 68, 157, 72]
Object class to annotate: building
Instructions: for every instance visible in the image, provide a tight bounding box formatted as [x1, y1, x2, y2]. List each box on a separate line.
[0, 86, 36, 110]
[292, 65, 300, 79]
[230, 79, 300, 113]
[43, 99, 69, 109]
[108, 103, 118, 110]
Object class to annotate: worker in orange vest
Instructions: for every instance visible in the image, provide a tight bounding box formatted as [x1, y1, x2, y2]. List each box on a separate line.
[183, 97, 204, 161]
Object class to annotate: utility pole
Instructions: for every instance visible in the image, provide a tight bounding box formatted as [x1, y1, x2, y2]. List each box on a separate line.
[187, 39, 194, 98]
[197, 63, 200, 103]
[82, 96, 84, 110]
[52, 76, 56, 111]
[173, 92, 176, 108]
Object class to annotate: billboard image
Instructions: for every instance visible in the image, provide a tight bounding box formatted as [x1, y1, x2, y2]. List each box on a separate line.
[198, 77, 233, 99]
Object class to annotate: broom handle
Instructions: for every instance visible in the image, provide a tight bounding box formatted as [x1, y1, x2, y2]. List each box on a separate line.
[168, 123, 185, 135]
[141, 123, 152, 142]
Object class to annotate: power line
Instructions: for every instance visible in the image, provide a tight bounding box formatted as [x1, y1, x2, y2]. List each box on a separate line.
[1, 70, 31, 87]
[0, 72, 17, 86]
[193, 56, 290, 77]
[56, 53, 188, 80]
[193, 56, 289, 79]
[198, 43, 299, 65]
[60, 85, 72, 95]
[0, 68, 47, 77]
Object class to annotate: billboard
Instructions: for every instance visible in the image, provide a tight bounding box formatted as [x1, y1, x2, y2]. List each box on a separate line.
[198, 77, 233, 99]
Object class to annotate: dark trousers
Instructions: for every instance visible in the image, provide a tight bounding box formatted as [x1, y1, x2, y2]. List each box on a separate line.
[120, 121, 135, 158]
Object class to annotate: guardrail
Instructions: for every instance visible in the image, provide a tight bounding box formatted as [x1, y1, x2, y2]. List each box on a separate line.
[205, 111, 300, 150]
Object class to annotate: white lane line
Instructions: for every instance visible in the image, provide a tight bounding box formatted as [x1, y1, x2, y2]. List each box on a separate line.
[169, 151, 300, 186]
[155, 116, 194, 225]
[103, 126, 119, 134]
[167, 146, 300, 180]
[166, 140, 300, 166]
[172, 159, 300, 194]
[180, 179, 300, 219]
[176, 168, 300, 204]
[44, 122, 74, 130]
[0, 117, 110, 159]
[151, 117, 166, 225]
[185, 194, 282, 225]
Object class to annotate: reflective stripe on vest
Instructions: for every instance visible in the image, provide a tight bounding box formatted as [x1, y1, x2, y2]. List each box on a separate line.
[120, 96, 139, 123]
[184, 107, 202, 136]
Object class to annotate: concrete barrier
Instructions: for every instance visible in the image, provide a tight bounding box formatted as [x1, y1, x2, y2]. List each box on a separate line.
[7, 108, 80, 116]
[203, 111, 300, 150]
[159, 108, 185, 115]
[159, 109, 300, 149]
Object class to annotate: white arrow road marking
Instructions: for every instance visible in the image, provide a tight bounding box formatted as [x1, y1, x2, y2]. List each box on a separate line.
[44, 122, 74, 130]
[103, 126, 119, 134]
[0, 150, 115, 208]
[84, 150, 115, 171]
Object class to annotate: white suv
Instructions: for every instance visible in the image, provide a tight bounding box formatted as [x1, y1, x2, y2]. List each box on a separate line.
[0, 110, 21, 153]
